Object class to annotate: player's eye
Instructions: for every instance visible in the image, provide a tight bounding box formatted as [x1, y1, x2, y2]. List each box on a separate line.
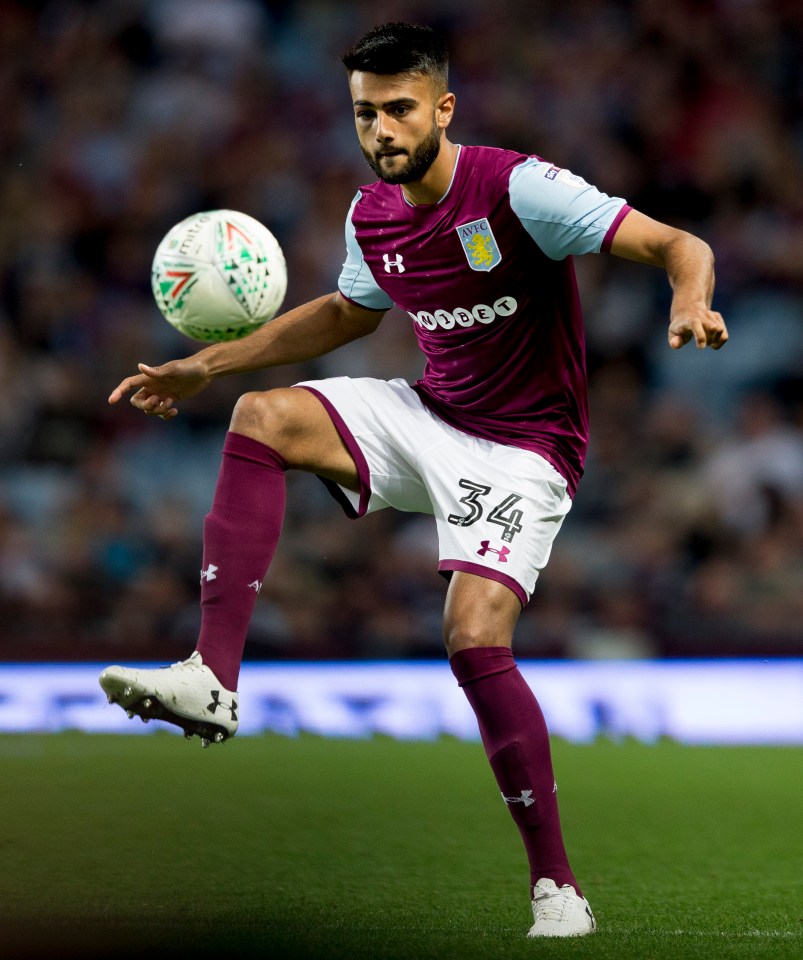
[356, 110, 375, 122]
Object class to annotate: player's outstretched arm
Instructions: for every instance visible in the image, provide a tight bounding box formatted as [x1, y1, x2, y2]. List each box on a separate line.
[108, 355, 214, 420]
[108, 293, 386, 419]
[609, 209, 728, 351]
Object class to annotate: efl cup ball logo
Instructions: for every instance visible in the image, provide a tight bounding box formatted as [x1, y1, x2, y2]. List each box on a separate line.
[151, 210, 287, 342]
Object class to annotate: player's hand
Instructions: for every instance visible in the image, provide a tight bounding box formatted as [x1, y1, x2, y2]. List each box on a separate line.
[108, 359, 212, 420]
[668, 303, 728, 351]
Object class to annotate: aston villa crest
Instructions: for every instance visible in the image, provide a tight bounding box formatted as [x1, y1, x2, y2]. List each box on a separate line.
[456, 218, 502, 272]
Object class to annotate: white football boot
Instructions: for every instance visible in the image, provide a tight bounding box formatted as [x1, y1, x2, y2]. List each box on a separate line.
[527, 878, 596, 938]
[99, 652, 238, 747]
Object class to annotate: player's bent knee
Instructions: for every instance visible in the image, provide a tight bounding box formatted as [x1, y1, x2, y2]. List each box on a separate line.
[230, 389, 304, 443]
[229, 388, 356, 482]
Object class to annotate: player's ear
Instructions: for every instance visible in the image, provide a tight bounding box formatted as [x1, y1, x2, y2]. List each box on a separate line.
[436, 91, 455, 129]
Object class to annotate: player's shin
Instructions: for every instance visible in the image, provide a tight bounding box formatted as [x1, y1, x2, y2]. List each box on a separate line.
[449, 646, 581, 897]
[195, 431, 287, 690]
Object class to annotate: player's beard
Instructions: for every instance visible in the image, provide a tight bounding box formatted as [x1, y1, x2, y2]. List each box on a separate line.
[361, 121, 442, 185]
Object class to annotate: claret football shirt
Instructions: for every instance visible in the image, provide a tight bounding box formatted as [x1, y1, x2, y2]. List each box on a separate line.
[337, 144, 631, 496]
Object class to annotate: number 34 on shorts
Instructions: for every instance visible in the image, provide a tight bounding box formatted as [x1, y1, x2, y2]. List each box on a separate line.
[448, 479, 524, 542]
[437, 469, 572, 604]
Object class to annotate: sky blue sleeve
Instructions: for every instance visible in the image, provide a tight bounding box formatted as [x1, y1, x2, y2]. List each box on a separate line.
[508, 158, 630, 260]
[337, 192, 394, 310]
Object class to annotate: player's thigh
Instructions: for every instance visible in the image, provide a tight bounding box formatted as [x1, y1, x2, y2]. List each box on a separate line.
[443, 570, 521, 655]
[230, 387, 360, 490]
[291, 377, 438, 517]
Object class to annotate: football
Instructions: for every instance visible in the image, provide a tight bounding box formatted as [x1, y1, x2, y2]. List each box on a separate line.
[151, 210, 287, 342]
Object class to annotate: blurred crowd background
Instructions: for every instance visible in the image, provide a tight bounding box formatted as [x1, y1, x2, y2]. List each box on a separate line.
[0, 0, 801, 664]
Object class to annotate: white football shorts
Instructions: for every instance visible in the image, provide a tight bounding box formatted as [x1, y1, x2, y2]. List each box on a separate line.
[295, 377, 572, 605]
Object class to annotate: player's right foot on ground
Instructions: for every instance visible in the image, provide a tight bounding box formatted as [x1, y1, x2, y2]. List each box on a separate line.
[527, 878, 596, 937]
[99, 651, 238, 747]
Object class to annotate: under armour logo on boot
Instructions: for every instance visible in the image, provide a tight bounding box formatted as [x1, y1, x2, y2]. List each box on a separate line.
[208, 690, 238, 721]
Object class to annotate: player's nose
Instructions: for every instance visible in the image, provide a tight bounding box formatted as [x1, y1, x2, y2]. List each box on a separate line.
[375, 113, 395, 142]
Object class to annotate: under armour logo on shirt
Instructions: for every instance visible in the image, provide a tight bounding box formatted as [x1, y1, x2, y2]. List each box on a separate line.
[200, 564, 218, 582]
[383, 253, 405, 273]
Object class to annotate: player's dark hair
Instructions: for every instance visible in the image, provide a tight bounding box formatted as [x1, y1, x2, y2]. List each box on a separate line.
[342, 22, 449, 91]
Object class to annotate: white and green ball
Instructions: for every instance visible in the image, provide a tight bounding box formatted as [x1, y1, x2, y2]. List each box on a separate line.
[151, 210, 287, 342]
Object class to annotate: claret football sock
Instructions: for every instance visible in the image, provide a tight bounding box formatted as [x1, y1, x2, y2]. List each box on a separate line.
[449, 646, 581, 897]
[195, 431, 287, 691]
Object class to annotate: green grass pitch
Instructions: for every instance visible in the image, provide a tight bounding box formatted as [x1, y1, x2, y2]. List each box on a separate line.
[0, 733, 800, 959]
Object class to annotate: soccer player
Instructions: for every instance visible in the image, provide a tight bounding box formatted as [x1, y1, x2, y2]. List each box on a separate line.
[100, 22, 728, 938]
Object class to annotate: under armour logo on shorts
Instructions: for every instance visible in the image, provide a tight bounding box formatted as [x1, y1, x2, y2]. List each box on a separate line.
[477, 540, 510, 562]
